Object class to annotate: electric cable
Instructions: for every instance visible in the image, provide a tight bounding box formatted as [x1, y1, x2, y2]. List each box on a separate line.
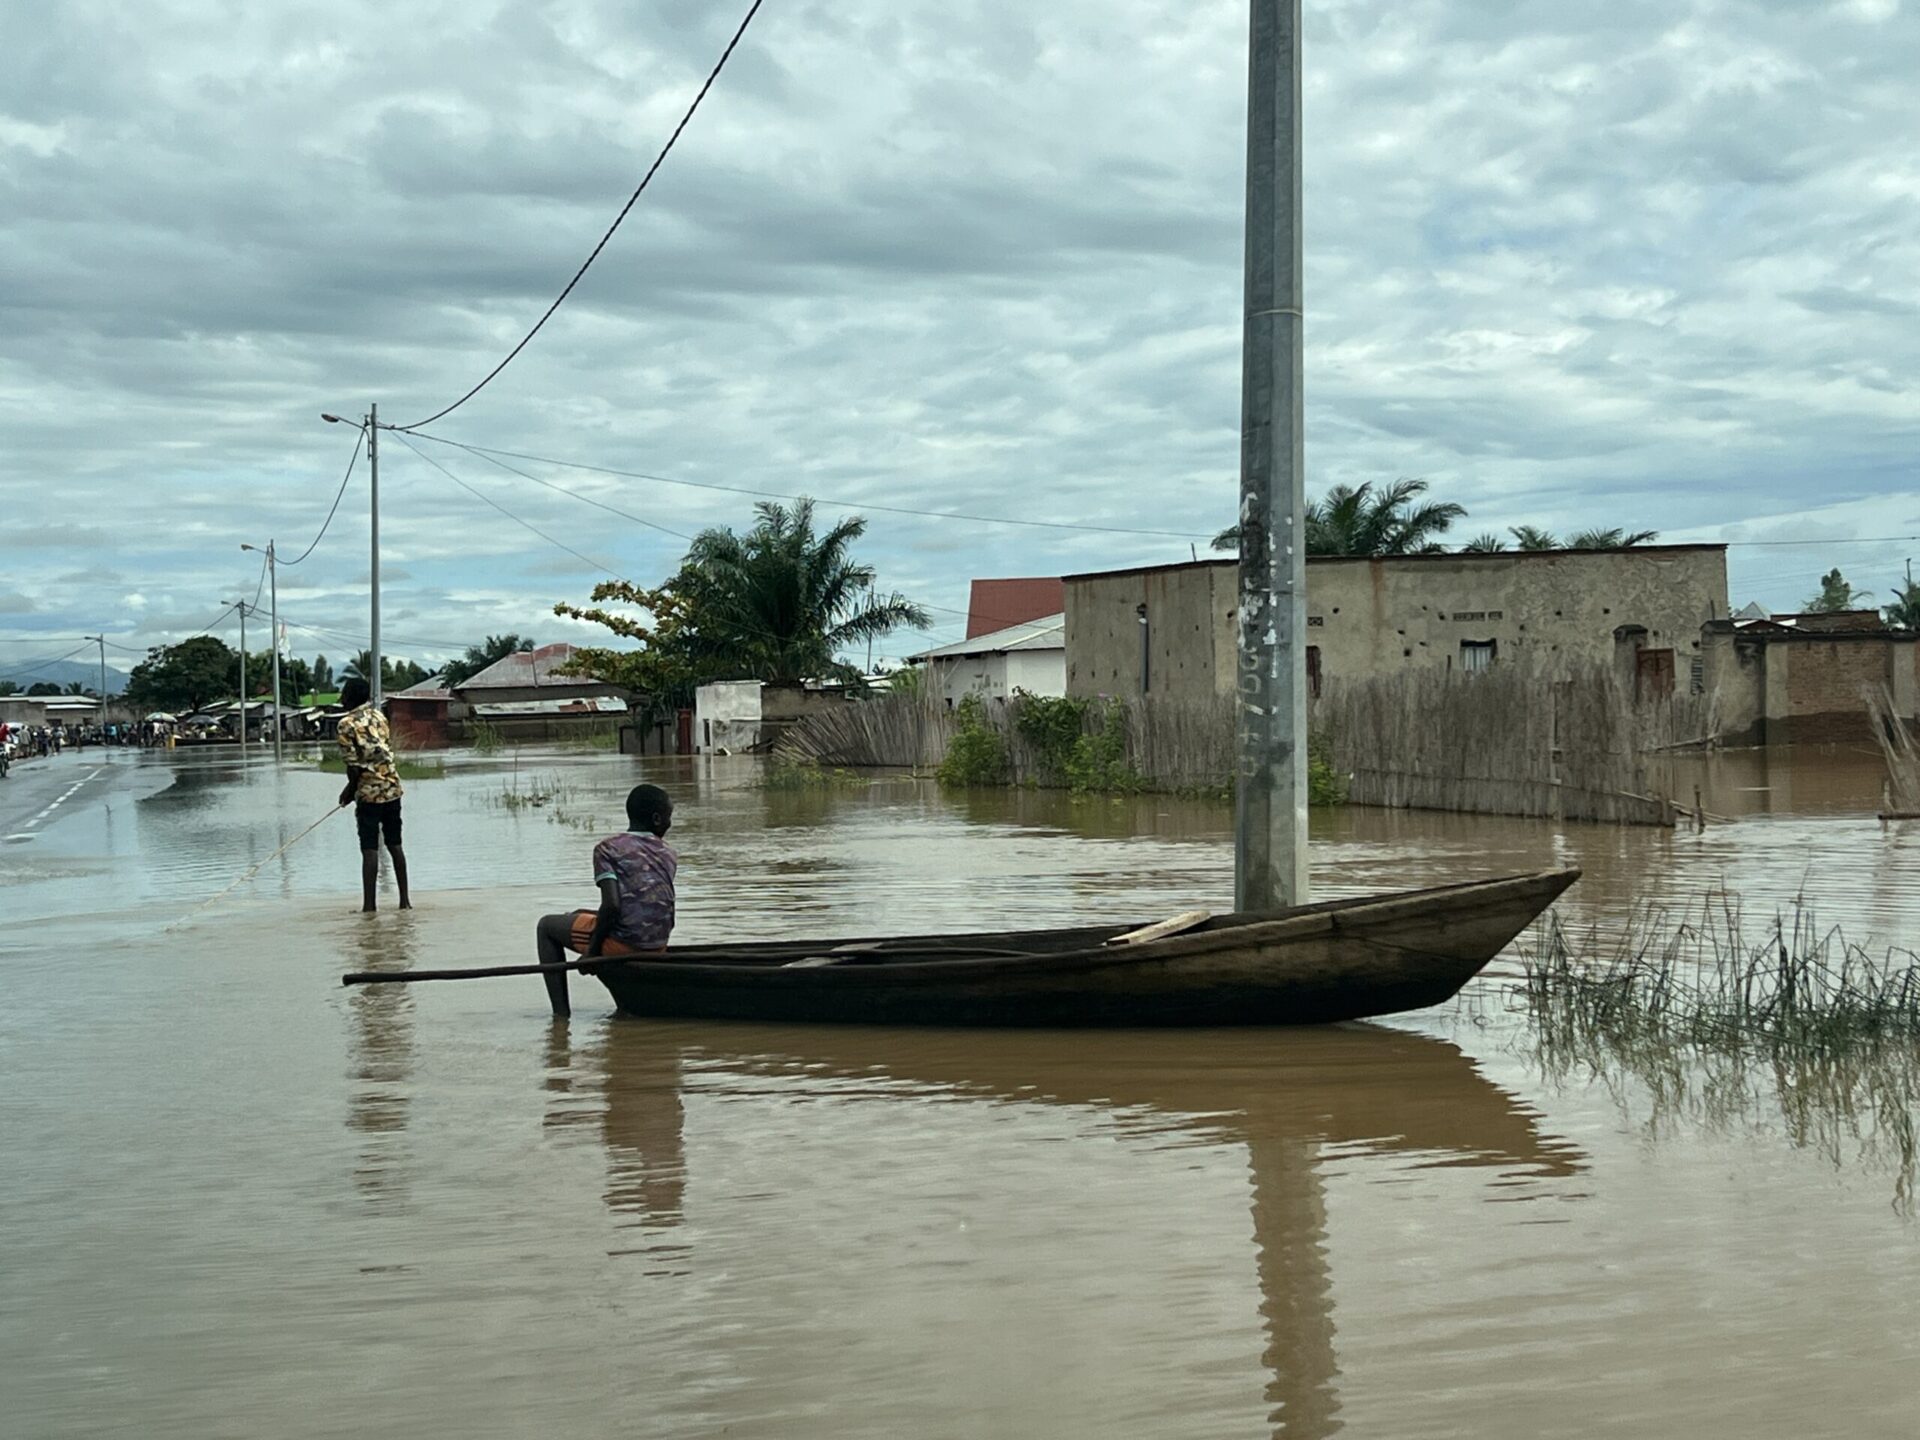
[0, 643, 92, 681]
[396, 0, 768, 431]
[409, 430, 1214, 539]
[282, 427, 365, 566]
[389, 433, 629, 580]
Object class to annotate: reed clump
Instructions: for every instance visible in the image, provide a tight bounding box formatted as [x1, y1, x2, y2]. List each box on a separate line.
[1516, 896, 1920, 1209]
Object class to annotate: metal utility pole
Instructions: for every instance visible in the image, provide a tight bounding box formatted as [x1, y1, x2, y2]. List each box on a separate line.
[321, 405, 382, 706]
[243, 541, 284, 761]
[369, 403, 382, 707]
[83, 634, 107, 731]
[1234, 0, 1308, 912]
[231, 600, 249, 745]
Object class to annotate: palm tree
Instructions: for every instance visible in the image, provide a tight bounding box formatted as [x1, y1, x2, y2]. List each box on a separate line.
[1508, 525, 1561, 551]
[1214, 479, 1466, 556]
[1567, 528, 1660, 549]
[676, 500, 929, 686]
[1460, 533, 1507, 552]
[1884, 577, 1920, 631]
[1805, 568, 1871, 614]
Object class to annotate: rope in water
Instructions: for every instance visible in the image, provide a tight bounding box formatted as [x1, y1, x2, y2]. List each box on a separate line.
[164, 804, 345, 930]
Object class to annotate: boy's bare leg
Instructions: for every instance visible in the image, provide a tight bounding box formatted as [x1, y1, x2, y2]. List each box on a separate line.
[536, 912, 575, 1018]
[360, 850, 378, 912]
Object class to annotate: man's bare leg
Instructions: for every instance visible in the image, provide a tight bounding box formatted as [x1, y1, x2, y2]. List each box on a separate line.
[390, 845, 411, 909]
[360, 849, 378, 912]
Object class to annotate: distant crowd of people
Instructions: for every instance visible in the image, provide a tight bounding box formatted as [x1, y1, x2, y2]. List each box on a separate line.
[0, 719, 171, 768]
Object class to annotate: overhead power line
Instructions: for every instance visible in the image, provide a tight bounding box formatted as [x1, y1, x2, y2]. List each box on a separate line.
[282, 427, 365, 567]
[389, 434, 630, 580]
[397, 0, 768, 431]
[0, 643, 93, 681]
[408, 431, 1214, 540]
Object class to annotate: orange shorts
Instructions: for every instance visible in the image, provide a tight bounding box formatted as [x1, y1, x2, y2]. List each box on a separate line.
[567, 910, 664, 958]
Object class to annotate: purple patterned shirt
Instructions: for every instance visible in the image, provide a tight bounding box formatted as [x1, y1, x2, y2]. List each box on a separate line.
[593, 831, 677, 949]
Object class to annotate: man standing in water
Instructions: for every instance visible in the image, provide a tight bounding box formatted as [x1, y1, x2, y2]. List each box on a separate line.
[335, 676, 411, 912]
[535, 783, 676, 1019]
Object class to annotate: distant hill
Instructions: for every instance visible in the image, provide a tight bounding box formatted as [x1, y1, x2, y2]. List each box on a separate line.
[0, 657, 129, 695]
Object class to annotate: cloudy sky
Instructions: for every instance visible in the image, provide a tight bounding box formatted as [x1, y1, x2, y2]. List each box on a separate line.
[3, 0, 1917, 679]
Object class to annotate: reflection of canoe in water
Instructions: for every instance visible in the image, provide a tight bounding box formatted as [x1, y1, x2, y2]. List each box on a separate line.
[591, 868, 1577, 1028]
[588, 1020, 1584, 1439]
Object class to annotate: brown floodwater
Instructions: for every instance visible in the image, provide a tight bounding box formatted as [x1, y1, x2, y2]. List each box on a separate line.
[3, 745, 1917, 1437]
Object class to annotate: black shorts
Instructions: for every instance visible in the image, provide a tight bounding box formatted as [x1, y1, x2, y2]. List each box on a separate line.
[355, 799, 403, 851]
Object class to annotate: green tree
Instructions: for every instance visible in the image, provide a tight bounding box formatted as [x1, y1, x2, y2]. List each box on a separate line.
[557, 499, 928, 708]
[1884, 576, 1920, 631]
[1213, 479, 1466, 555]
[1806, 568, 1871, 613]
[1461, 533, 1508, 552]
[125, 637, 238, 713]
[312, 654, 334, 692]
[1508, 525, 1561, 551]
[63, 680, 92, 696]
[442, 634, 535, 688]
[343, 650, 428, 692]
[0, 681, 17, 697]
[27, 681, 61, 696]
[1567, 528, 1660, 549]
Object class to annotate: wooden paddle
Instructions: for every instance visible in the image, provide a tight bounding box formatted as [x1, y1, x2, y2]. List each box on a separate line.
[343, 956, 616, 986]
[1104, 910, 1212, 947]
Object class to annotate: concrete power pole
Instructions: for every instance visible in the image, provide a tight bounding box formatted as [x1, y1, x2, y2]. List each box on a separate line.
[1234, 0, 1308, 912]
[231, 600, 249, 745]
[83, 634, 107, 730]
[319, 405, 382, 706]
[269, 541, 282, 761]
[369, 403, 382, 708]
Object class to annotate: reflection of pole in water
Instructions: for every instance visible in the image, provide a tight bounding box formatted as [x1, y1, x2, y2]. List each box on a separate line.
[346, 921, 418, 1210]
[1249, 1136, 1340, 1438]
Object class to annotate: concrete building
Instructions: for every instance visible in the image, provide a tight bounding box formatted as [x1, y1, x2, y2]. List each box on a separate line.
[910, 614, 1066, 708]
[1701, 611, 1918, 744]
[1063, 546, 1730, 700]
[692, 680, 850, 753]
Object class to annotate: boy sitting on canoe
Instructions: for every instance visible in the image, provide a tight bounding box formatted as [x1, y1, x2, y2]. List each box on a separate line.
[536, 783, 676, 1019]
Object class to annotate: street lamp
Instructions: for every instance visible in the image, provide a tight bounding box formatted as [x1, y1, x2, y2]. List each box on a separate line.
[321, 407, 382, 706]
[241, 541, 281, 763]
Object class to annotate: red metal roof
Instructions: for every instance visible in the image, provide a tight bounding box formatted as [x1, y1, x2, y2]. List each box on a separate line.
[965, 577, 1064, 638]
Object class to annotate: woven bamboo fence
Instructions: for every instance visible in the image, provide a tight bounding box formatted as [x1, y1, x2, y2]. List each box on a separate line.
[780, 665, 1678, 825]
[1314, 662, 1675, 825]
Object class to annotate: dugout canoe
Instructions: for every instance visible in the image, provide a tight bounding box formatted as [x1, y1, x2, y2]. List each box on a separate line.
[584, 867, 1578, 1028]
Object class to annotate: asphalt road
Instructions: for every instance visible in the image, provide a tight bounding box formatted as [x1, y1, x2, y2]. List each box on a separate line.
[0, 750, 128, 840]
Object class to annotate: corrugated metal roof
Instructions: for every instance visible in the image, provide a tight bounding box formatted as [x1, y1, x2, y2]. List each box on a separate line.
[458, 643, 618, 691]
[966, 577, 1064, 637]
[912, 614, 1065, 662]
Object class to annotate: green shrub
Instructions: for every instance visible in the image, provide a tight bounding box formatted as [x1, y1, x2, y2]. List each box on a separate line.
[1308, 730, 1347, 806]
[763, 758, 867, 790]
[1012, 692, 1091, 784]
[1063, 706, 1144, 795]
[936, 695, 1008, 787]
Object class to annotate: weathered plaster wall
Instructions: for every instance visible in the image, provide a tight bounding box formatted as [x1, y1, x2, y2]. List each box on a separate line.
[1066, 549, 1729, 701]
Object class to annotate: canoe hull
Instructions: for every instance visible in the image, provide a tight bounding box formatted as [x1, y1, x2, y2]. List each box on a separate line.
[590, 868, 1577, 1028]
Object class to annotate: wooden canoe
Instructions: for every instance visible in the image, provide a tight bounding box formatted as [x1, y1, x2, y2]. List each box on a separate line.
[586, 867, 1578, 1028]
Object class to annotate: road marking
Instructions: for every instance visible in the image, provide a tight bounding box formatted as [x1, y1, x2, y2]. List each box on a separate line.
[19, 767, 105, 832]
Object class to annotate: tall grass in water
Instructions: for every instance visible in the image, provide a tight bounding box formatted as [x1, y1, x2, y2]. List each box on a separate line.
[1517, 896, 1920, 1210]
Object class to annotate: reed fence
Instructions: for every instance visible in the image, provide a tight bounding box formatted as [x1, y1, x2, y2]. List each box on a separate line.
[1313, 662, 1675, 825]
[780, 662, 1681, 825]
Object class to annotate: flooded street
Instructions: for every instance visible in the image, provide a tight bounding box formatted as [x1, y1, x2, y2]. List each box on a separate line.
[5, 746, 1918, 1438]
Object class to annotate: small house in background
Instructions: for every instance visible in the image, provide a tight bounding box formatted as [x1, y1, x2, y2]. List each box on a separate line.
[692, 680, 851, 754]
[1063, 547, 1730, 702]
[965, 576, 1064, 638]
[387, 672, 455, 749]
[452, 642, 627, 742]
[1701, 610, 1918, 743]
[909, 614, 1067, 708]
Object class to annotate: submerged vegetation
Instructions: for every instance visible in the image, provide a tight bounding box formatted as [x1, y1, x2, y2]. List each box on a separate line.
[762, 758, 870, 791]
[1515, 898, 1920, 1209]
